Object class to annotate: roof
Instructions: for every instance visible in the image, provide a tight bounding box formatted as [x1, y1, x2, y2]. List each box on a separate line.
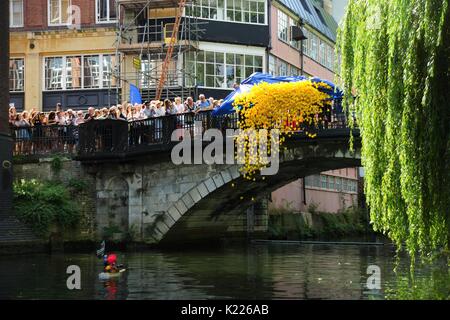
[277, 0, 338, 42]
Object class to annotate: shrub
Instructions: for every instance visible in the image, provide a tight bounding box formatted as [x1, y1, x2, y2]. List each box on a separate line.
[66, 178, 89, 193]
[268, 204, 371, 240]
[50, 155, 63, 173]
[13, 179, 81, 237]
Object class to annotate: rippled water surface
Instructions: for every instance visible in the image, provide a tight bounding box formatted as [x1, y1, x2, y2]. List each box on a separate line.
[0, 244, 448, 299]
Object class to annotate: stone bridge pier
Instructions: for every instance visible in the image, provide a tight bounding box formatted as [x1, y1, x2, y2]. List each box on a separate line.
[87, 136, 361, 245]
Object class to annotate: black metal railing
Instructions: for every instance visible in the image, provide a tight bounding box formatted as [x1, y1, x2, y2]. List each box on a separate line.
[12, 110, 351, 158]
[11, 124, 79, 157]
[78, 119, 129, 155]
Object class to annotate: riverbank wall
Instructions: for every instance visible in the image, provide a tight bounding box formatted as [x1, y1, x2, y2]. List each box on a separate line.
[268, 206, 378, 241]
[11, 157, 96, 245]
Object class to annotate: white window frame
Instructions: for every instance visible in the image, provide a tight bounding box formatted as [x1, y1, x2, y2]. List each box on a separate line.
[189, 51, 264, 89]
[277, 9, 288, 43]
[10, 0, 24, 28]
[48, 0, 72, 26]
[326, 44, 334, 71]
[186, 44, 265, 89]
[278, 60, 288, 76]
[96, 0, 118, 24]
[319, 39, 327, 66]
[310, 33, 318, 61]
[268, 55, 276, 75]
[186, 0, 267, 26]
[289, 17, 301, 49]
[9, 58, 25, 92]
[43, 54, 117, 91]
[83, 55, 102, 89]
[302, 28, 310, 56]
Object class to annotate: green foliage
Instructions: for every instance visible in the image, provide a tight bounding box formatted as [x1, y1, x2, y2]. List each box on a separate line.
[337, 0, 450, 258]
[50, 155, 63, 173]
[269, 213, 314, 239]
[385, 263, 450, 300]
[13, 179, 81, 236]
[102, 225, 122, 241]
[306, 202, 319, 215]
[317, 208, 366, 237]
[268, 206, 369, 240]
[66, 178, 89, 193]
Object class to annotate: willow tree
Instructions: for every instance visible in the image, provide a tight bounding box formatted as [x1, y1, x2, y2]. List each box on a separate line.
[337, 0, 450, 258]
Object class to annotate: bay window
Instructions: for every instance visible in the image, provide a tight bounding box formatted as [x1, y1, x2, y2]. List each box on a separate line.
[187, 0, 266, 25]
[10, 59, 25, 92]
[45, 54, 117, 91]
[186, 50, 263, 88]
[186, 0, 224, 20]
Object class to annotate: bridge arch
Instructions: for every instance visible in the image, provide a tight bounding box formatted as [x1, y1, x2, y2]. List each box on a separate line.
[148, 139, 361, 244]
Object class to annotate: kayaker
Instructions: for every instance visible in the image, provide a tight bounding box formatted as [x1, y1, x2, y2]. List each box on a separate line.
[104, 254, 119, 273]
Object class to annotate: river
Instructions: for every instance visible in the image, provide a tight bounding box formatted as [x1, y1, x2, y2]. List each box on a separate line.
[0, 243, 448, 300]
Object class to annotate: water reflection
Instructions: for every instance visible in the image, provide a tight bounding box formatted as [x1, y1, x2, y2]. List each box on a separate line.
[0, 244, 447, 300]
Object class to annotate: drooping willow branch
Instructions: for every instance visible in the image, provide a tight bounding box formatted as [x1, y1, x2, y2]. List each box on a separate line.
[337, 0, 450, 258]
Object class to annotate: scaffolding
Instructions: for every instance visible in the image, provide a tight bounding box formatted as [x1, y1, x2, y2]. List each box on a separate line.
[108, 0, 205, 105]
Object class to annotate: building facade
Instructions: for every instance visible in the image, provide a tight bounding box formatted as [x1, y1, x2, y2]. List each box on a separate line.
[8, 0, 358, 213]
[10, 0, 273, 110]
[116, 0, 269, 102]
[9, 0, 119, 111]
[268, 0, 359, 213]
[271, 168, 359, 213]
[8, 0, 345, 111]
[268, 0, 337, 80]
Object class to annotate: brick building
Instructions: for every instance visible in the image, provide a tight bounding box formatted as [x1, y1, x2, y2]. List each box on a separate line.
[9, 0, 118, 111]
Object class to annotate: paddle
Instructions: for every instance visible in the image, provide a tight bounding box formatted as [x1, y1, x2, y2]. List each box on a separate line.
[96, 240, 105, 258]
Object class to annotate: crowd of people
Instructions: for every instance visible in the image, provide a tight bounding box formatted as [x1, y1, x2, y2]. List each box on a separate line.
[9, 94, 224, 155]
[10, 92, 346, 156]
[9, 94, 222, 128]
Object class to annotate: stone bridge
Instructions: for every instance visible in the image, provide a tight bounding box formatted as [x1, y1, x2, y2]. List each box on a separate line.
[12, 110, 361, 245]
[84, 130, 361, 245]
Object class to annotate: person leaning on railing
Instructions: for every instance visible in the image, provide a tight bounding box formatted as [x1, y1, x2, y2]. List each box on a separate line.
[12, 112, 31, 155]
[10, 94, 227, 154]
